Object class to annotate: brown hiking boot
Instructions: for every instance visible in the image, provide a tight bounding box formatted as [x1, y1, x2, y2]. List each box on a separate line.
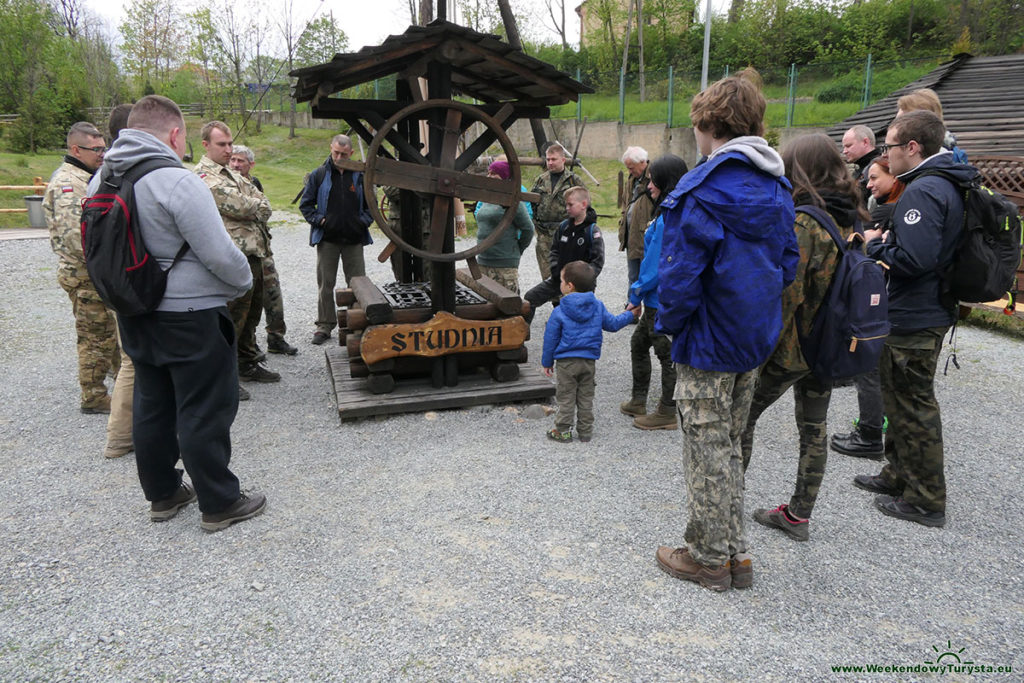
[620, 397, 647, 417]
[104, 441, 134, 459]
[729, 553, 753, 589]
[81, 395, 111, 414]
[200, 492, 267, 532]
[150, 482, 197, 522]
[633, 403, 677, 430]
[655, 546, 731, 591]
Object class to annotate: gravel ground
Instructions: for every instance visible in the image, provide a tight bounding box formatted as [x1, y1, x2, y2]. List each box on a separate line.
[1, 214, 1021, 681]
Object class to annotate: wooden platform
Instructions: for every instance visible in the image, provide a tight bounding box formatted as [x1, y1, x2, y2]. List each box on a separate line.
[325, 346, 555, 421]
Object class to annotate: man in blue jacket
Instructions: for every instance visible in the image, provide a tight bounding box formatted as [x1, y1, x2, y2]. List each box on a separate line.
[654, 72, 799, 591]
[853, 110, 968, 528]
[299, 135, 373, 345]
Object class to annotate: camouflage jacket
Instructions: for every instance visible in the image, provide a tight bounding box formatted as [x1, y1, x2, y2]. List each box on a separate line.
[530, 169, 584, 231]
[771, 210, 849, 372]
[43, 157, 94, 281]
[618, 167, 655, 259]
[194, 155, 271, 257]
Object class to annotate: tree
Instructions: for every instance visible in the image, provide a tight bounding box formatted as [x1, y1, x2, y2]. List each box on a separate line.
[542, 0, 570, 49]
[120, 0, 183, 93]
[295, 14, 348, 68]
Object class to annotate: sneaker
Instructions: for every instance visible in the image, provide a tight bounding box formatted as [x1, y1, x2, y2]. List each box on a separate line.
[268, 337, 299, 355]
[633, 403, 677, 430]
[729, 553, 753, 589]
[830, 427, 883, 459]
[311, 331, 330, 345]
[80, 396, 111, 414]
[874, 495, 945, 527]
[577, 433, 592, 443]
[200, 492, 267, 532]
[239, 362, 280, 383]
[620, 398, 647, 417]
[150, 482, 197, 522]
[753, 503, 809, 542]
[655, 546, 731, 592]
[853, 474, 901, 496]
[253, 345, 267, 363]
[546, 428, 572, 443]
[104, 442, 134, 459]
[238, 385, 250, 401]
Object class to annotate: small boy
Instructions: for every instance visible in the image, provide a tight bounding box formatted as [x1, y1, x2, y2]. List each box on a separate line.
[542, 261, 638, 443]
[524, 186, 604, 321]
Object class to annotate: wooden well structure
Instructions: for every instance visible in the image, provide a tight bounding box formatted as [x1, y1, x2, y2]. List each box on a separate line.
[290, 20, 592, 419]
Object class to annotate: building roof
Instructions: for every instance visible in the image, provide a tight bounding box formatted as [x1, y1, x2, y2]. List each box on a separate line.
[290, 20, 592, 110]
[826, 54, 1024, 157]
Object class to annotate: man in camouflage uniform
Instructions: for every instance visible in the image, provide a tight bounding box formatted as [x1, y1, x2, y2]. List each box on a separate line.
[530, 143, 584, 281]
[229, 145, 297, 356]
[42, 121, 118, 414]
[618, 146, 655, 290]
[195, 121, 279, 384]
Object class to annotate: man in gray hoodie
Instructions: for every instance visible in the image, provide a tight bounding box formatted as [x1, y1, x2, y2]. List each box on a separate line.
[90, 95, 266, 532]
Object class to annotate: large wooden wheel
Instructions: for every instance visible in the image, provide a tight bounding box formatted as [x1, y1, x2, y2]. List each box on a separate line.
[363, 99, 525, 264]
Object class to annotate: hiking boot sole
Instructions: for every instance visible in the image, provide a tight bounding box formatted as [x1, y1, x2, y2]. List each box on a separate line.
[875, 496, 946, 528]
[620, 406, 646, 417]
[730, 555, 753, 589]
[151, 491, 197, 522]
[633, 420, 678, 431]
[853, 475, 901, 496]
[200, 496, 267, 532]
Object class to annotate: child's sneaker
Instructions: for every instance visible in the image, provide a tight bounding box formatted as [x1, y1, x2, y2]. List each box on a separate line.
[547, 428, 573, 443]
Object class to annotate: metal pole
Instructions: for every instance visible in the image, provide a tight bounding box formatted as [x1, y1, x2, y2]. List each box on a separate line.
[576, 68, 582, 121]
[786, 63, 796, 128]
[862, 53, 874, 109]
[619, 70, 626, 124]
[667, 65, 674, 127]
[700, 0, 712, 91]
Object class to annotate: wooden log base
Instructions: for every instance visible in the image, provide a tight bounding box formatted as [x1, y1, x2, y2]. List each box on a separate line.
[367, 373, 396, 394]
[325, 346, 555, 420]
[349, 275, 393, 325]
[335, 289, 356, 307]
[490, 362, 520, 383]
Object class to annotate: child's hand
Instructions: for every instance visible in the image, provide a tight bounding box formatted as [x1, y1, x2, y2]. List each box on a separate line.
[630, 305, 641, 320]
[543, 366, 553, 377]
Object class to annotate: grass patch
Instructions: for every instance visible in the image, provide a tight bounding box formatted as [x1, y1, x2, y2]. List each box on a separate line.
[961, 306, 1024, 340]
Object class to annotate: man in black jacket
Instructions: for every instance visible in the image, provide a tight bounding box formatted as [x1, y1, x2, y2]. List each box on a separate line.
[852, 110, 972, 528]
[299, 135, 373, 345]
[842, 124, 880, 197]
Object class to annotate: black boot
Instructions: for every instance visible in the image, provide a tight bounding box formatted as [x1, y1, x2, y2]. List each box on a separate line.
[830, 425, 883, 459]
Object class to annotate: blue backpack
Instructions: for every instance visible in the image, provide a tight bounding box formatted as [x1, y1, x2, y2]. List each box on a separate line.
[795, 205, 890, 382]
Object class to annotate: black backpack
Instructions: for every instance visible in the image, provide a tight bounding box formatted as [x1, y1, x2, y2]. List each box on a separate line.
[795, 205, 890, 382]
[81, 159, 188, 317]
[918, 169, 1023, 307]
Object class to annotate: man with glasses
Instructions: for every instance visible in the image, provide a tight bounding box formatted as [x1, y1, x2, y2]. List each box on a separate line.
[42, 121, 118, 414]
[852, 110, 972, 528]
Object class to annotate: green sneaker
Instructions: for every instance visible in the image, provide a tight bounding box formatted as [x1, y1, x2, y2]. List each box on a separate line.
[546, 428, 572, 443]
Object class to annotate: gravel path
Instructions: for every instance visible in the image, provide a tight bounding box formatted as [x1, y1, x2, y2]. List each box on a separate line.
[1, 214, 1021, 681]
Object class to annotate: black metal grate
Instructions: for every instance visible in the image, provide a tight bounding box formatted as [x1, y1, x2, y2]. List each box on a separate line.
[382, 281, 486, 309]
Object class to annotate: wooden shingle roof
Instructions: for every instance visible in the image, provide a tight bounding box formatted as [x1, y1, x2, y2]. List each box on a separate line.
[826, 54, 1024, 157]
[290, 20, 593, 108]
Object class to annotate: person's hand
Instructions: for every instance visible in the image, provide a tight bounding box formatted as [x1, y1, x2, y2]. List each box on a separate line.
[543, 366, 553, 377]
[863, 227, 883, 242]
[631, 306, 641, 320]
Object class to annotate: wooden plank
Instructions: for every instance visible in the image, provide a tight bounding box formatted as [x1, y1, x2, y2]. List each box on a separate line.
[359, 311, 528, 364]
[346, 302, 501, 330]
[455, 268, 523, 315]
[325, 346, 554, 420]
[349, 275, 393, 324]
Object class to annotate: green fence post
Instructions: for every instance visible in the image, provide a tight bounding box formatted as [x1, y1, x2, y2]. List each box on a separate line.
[667, 66, 674, 127]
[374, 78, 379, 99]
[619, 70, 626, 124]
[576, 68, 582, 121]
[862, 53, 873, 109]
[786, 63, 797, 128]
[724, 65, 730, 78]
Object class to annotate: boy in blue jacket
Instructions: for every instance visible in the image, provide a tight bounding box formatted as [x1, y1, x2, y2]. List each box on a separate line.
[542, 261, 638, 443]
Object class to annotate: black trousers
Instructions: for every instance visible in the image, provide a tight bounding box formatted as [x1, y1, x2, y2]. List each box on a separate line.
[118, 307, 241, 514]
[524, 278, 560, 320]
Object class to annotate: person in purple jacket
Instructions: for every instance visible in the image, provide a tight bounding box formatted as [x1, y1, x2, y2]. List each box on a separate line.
[653, 71, 799, 591]
[542, 261, 638, 444]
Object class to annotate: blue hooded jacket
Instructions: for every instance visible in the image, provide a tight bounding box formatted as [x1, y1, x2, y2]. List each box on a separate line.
[656, 138, 799, 373]
[542, 291, 635, 367]
[628, 214, 665, 309]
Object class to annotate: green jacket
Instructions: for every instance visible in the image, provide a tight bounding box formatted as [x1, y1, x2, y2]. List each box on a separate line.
[476, 201, 534, 268]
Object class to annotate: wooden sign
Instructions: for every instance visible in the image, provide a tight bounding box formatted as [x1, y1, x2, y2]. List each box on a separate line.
[359, 311, 527, 365]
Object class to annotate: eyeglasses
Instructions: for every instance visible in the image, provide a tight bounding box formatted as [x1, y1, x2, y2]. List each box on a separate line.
[80, 145, 107, 154]
[879, 141, 911, 155]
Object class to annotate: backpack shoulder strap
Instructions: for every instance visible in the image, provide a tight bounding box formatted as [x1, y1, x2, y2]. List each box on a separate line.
[123, 158, 183, 184]
[795, 204, 844, 252]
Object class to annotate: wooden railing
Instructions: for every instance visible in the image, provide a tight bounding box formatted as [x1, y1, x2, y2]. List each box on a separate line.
[0, 178, 46, 214]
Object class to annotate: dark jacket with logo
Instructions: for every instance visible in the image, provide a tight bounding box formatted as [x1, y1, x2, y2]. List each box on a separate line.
[866, 151, 970, 332]
[547, 206, 604, 284]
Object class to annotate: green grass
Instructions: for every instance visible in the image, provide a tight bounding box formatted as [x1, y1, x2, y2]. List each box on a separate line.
[0, 150, 63, 228]
[961, 306, 1024, 340]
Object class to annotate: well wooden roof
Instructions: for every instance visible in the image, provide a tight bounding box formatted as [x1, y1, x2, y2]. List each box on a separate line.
[826, 54, 1024, 157]
[290, 20, 592, 108]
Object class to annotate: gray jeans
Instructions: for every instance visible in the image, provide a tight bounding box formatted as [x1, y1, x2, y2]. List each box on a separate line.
[554, 357, 596, 438]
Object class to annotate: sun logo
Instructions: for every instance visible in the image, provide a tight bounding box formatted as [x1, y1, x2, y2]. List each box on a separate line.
[925, 641, 973, 665]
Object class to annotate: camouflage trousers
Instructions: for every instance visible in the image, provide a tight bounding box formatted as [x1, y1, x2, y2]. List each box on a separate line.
[741, 359, 833, 519]
[877, 328, 948, 513]
[227, 255, 264, 367]
[58, 273, 118, 408]
[630, 306, 675, 406]
[554, 357, 596, 438]
[674, 363, 758, 566]
[480, 265, 520, 294]
[534, 226, 556, 281]
[261, 251, 287, 342]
